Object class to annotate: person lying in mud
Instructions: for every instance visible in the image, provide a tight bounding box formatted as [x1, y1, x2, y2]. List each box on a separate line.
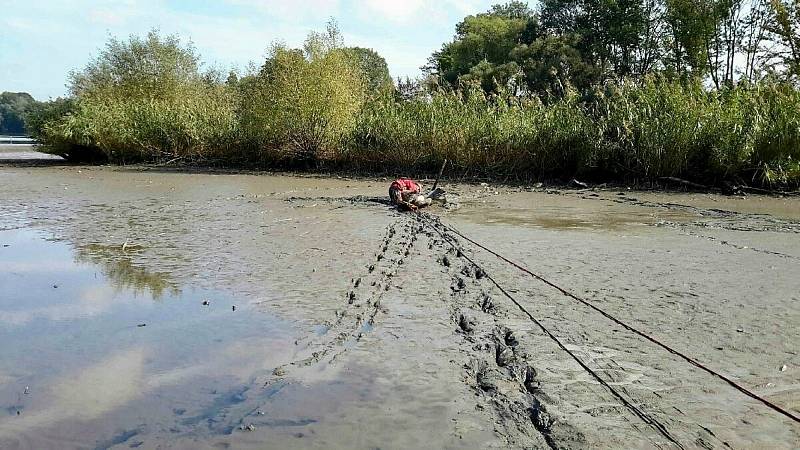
[389, 177, 432, 211]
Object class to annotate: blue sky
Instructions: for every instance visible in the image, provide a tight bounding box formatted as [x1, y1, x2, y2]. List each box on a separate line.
[1, 0, 501, 100]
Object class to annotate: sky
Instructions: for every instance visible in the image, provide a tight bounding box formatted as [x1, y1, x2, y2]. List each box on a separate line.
[0, 0, 501, 100]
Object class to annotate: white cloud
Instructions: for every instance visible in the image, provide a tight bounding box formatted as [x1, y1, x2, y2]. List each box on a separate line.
[225, 0, 342, 21]
[1, 0, 497, 98]
[360, 0, 486, 24]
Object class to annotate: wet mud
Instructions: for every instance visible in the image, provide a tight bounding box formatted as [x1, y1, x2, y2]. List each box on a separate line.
[0, 163, 798, 449]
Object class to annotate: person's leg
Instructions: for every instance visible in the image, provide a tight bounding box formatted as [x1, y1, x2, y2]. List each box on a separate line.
[389, 187, 400, 204]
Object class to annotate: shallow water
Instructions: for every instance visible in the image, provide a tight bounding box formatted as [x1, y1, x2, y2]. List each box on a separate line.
[452, 191, 697, 230]
[0, 228, 296, 449]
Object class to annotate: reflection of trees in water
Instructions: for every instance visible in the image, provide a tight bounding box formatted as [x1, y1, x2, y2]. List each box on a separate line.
[76, 244, 179, 299]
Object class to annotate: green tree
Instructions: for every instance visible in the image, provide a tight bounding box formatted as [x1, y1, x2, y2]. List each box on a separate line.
[38, 30, 236, 162]
[0, 92, 39, 135]
[24, 97, 75, 141]
[340, 47, 393, 94]
[427, 2, 533, 91]
[766, 0, 800, 79]
[70, 30, 202, 98]
[511, 34, 601, 95]
[240, 22, 366, 164]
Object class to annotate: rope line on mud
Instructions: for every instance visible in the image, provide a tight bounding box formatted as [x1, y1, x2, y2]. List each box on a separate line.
[434, 217, 800, 426]
[418, 214, 686, 449]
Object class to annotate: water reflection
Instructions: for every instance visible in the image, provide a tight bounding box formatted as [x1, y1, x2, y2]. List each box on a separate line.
[77, 243, 178, 299]
[0, 228, 296, 449]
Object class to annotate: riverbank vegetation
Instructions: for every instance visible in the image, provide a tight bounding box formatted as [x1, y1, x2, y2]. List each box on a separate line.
[26, 1, 800, 187]
[0, 92, 39, 135]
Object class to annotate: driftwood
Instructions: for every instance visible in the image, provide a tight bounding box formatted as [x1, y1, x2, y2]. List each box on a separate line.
[739, 185, 800, 197]
[659, 176, 800, 196]
[658, 177, 710, 190]
[571, 178, 589, 188]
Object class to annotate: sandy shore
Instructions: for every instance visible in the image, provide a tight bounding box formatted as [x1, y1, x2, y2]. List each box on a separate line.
[0, 163, 798, 449]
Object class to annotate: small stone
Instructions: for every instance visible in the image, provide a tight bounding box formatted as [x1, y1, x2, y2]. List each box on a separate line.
[442, 255, 451, 267]
[480, 295, 494, 313]
[475, 268, 486, 279]
[524, 366, 539, 393]
[780, 364, 788, 372]
[202, 300, 210, 306]
[137, 323, 146, 327]
[458, 313, 476, 333]
[232, 305, 236, 311]
[477, 370, 497, 392]
[245, 424, 256, 431]
[504, 329, 519, 347]
[23, 386, 29, 395]
[531, 406, 553, 431]
[736, 327, 743, 332]
[53, 284, 58, 289]
[496, 345, 514, 367]
[273, 367, 286, 377]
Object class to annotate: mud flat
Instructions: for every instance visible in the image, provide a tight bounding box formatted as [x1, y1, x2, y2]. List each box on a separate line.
[0, 163, 798, 449]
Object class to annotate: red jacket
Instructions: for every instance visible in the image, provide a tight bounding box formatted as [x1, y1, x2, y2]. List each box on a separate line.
[390, 178, 419, 192]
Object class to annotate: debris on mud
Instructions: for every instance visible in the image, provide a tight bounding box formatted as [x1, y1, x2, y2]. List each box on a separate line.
[495, 344, 514, 367]
[479, 294, 494, 313]
[458, 312, 477, 333]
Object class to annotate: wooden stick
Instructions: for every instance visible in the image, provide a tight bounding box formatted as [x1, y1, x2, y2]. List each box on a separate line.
[431, 159, 448, 191]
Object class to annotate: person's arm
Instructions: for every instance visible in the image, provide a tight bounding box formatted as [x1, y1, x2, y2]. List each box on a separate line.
[398, 190, 417, 210]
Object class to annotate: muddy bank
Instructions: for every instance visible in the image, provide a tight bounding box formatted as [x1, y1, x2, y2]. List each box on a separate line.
[0, 165, 798, 449]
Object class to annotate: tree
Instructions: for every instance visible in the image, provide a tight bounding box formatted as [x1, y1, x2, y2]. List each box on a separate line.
[24, 98, 75, 141]
[69, 30, 202, 98]
[427, 2, 532, 91]
[765, 0, 800, 80]
[38, 29, 236, 162]
[340, 47, 393, 94]
[240, 22, 366, 164]
[511, 34, 601, 95]
[0, 92, 39, 135]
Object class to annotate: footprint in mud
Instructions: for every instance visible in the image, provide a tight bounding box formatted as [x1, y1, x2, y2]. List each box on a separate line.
[423, 220, 585, 449]
[267, 217, 420, 382]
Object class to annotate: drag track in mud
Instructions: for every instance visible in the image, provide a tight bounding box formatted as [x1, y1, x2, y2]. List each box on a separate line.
[0, 164, 798, 449]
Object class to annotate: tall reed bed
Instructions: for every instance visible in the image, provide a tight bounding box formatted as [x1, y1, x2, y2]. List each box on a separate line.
[30, 32, 800, 186]
[347, 79, 800, 185]
[347, 87, 596, 178]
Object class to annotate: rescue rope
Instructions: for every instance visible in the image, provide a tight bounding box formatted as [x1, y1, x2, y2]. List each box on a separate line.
[419, 214, 686, 448]
[430, 215, 800, 426]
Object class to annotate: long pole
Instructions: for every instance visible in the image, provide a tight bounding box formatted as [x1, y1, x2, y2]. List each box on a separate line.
[431, 159, 447, 191]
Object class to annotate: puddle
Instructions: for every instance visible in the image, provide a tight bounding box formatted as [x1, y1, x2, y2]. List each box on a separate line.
[453, 199, 695, 231]
[0, 228, 297, 448]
